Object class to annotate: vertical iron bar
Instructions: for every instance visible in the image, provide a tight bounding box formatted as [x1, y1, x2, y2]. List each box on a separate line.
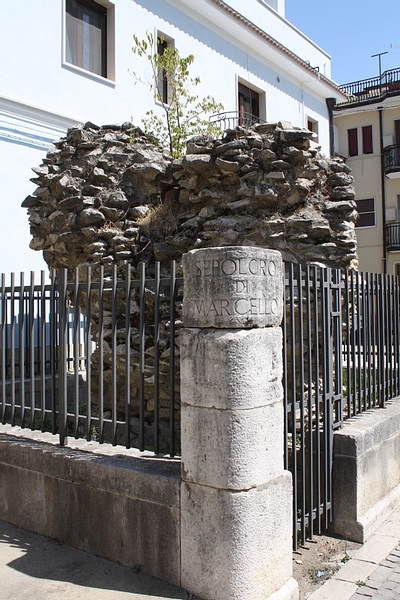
[378, 274, 385, 407]
[73, 268, 80, 438]
[29, 272, 35, 429]
[356, 273, 362, 413]
[313, 267, 321, 535]
[283, 267, 289, 472]
[154, 261, 160, 455]
[387, 275, 393, 400]
[305, 266, 314, 539]
[359, 273, 366, 410]
[350, 271, 357, 415]
[98, 265, 104, 443]
[0, 274, 5, 423]
[365, 273, 372, 409]
[169, 260, 176, 457]
[125, 263, 131, 449]
[50, 271, 57, 434]
[334, 269, 343, 424]
[111, 263, 117, 446]
[19, 273, 26, 427]
[395, 274, 400, 396]
[321, 267, 333, 530]
[371, 274, 377, 407]
[385, 275, 390, 399]
[289, 264, 298, 549]
[296, 264, 306, 545]
[58, 269, 68, 445]
[40, 272, 46, 430]
[86, 266, 92, 441]
[139, 261, 146, 451]
[10, 273, 15, 426]
[320, 267, 328, 528]
[344, 273, 351, 418]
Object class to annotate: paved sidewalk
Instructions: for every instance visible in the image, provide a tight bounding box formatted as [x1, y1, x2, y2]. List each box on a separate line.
[308, 504, 400, 599]
[0, 519, 187, 600]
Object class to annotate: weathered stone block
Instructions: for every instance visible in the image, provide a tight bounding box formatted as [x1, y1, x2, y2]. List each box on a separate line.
[182, 246, 283, 328]
[333, 399, 400, 543]
[180, 327, 282, 410]
[181, 401, 284, 489]
[181, 474, 294, 600]
[0, 427, 181, 586]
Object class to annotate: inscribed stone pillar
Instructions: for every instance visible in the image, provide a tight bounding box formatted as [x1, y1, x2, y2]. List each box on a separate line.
[180, 246, 298, 600]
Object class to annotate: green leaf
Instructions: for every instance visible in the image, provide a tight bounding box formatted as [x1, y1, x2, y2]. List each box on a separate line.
[132, 31, 224, 158]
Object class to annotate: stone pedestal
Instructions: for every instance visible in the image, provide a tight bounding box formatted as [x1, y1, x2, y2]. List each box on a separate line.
[180, 246, 298, 600]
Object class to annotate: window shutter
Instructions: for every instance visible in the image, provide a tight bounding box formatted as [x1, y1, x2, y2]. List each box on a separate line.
[348, 128, 358, 156]
[362, 126, 373, 154]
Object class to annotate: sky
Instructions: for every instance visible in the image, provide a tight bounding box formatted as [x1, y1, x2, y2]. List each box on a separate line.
[285, 0, 400, 85]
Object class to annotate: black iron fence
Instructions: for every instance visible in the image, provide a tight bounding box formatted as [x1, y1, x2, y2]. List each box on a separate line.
[1, 262, 399, 545]
[383, 144, 400, 177]
[386, 222, 400, 251]
[338, 67, 400, 105]
[284, 265, 400, 549]
[0, 263, 182, 456]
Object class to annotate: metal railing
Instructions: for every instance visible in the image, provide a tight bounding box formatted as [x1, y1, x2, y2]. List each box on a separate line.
[338, 67, 400, 105]
[0, 263, 182, 456]
[284, 265, 400, 549]
[386, 222, 400, 251]
[1, 262, 400, 545]
[383, 144, 400, 176]
[209, 111, 266, 131]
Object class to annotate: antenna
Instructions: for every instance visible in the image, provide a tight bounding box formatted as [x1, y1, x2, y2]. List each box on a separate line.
[391, 43, 400, 49]
[372, 51, 388, 78]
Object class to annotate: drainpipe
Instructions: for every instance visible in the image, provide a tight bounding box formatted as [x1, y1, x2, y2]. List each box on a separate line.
[326, 98, 336, 158]
[379, 106, 387, 274]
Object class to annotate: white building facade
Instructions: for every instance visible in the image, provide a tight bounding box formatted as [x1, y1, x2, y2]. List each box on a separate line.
[0, 0, 345, 275]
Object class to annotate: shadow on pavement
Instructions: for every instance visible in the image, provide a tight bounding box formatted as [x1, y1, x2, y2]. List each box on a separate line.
[0, 519, 187, 599]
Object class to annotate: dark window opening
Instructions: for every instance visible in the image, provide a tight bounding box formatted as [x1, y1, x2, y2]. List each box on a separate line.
[362, 125, 373, 154]
[356, 198, 375, 228]
[66, 0, 107, 78]
[238, 83, 259, 127]
[157, 37, 169, 105]
[395, 120, 400, 146]
[307, 117, 319, 141]
[348, 128, 358, 156]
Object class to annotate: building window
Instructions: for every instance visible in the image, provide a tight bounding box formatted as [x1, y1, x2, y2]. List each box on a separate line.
[362, 125, 373, 154]
[356, 198, 375, 228]
[156, 33, 174, 105]
[395, 120, 400, 146]
[307, 117, 319, 142]
[348, 128, 358, 156]
[238, 83, 259, 127]
[65, 0, 107, 78]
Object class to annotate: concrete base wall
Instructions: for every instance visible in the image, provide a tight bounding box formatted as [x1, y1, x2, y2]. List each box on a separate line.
[333, 399, 400, 544]
[0, 425, 181, 587]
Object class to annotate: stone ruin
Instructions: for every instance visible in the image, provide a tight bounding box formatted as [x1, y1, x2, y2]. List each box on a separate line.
[22, 121, 357, 433]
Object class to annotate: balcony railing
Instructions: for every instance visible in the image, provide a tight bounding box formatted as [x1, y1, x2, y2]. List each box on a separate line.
[386, 222, 400, 251]
[337, 67, 400, 106]
[209, 111, 266, 131]
[383, 144, 400, 176]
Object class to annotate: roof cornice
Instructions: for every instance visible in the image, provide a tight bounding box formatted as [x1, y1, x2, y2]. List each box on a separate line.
[209, 0, 344, 95]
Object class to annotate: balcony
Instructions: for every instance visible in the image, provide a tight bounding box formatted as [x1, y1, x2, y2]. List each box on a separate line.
[337, 67, 400, 107]
[209, 111, 265, 132]
[386, 223, 400, 251]
[383, 145, 400, 179]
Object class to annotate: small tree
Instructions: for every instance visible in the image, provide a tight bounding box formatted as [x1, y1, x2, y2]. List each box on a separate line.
[132, 32, 223, 158]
